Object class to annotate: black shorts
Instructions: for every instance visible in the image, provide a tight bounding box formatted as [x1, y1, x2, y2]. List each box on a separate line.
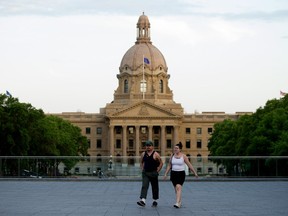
[170, 170, 186, 187]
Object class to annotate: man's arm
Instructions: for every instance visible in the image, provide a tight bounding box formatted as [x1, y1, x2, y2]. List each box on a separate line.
[155, 152, 163, 172]
[140, 152, 145, 171]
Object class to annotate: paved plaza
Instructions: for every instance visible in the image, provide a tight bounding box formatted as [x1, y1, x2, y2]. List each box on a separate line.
[0, 179, 287, 216]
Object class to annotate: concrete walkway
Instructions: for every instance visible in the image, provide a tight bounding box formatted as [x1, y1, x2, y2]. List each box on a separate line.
[0, 179, 287, 216]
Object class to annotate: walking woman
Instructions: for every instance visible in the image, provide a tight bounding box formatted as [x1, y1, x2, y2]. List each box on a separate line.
[163, 142, 198, 208]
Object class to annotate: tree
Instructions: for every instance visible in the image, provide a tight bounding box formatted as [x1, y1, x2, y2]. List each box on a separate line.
[0, 95, 45, 156]
[208, 95, 288, 176]
[0, 93, 89, 176]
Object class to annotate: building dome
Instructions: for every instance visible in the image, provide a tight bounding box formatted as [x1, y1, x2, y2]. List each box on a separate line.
[120, 43, 167, 72]
[119, 13, 167, 72]
[113, 13, 174, 106]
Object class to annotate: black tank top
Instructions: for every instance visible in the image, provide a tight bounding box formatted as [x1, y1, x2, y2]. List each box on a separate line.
[143, 151, 159, 172]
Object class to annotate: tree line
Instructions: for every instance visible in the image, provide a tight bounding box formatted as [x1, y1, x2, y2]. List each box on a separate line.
[1, 92, 287, 177]
[208, 95, 288, 176]
[0, 94, 89, 176]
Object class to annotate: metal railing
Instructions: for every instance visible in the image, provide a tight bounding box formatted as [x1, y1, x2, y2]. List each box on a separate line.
[0, 156, 287, 179]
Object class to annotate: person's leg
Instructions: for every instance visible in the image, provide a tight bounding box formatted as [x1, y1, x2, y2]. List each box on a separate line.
[149, 172, 159, 207]
[175, 184, 182, 204]
[150, 173, 159, 200]
[139, 172, 149, 200]
[137, 172, 150, 206]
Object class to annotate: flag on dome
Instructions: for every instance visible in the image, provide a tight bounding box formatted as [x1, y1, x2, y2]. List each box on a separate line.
[280, 90, 287, 96]
[144, 57, 150, 64]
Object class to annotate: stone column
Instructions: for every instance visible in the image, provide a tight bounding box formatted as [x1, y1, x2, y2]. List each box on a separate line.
[122, 126, 127, 157]
[161, 125, 166, 156]
[173, 125, 179, 145]
[148, 125, 153, 141]
[109, 126, 114, 156]
[135, 126, 140, 156]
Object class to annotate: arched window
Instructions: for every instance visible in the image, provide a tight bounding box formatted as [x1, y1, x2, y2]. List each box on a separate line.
[159, 80, 163, 93]
[124, 79, 128, 93]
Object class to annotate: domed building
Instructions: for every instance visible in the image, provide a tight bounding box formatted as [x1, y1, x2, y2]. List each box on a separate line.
[55, 13, 250, 175]
[103, 13, 184, 158]
[116, 13, 172, 105]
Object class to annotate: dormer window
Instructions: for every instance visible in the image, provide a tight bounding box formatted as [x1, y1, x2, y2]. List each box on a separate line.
[159, 80, 163, 93]
[124, 79, 128, 93]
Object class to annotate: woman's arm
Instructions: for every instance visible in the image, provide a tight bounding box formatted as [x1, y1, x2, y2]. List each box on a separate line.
[184, 155, 198, 177]
[163, 157, 172, 179]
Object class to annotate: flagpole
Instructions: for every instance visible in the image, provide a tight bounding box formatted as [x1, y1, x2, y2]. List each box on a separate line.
[142, 55, 145, 100]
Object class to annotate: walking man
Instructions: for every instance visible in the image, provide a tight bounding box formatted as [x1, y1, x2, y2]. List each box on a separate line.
[137, 140, 163, 207]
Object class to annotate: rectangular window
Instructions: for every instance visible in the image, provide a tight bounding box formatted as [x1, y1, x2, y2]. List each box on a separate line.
[208, 167, 213, 174]
[167, 127, 172, 134]
[129, 139, 134, 149]
[166, 139, 172, 148]
[96, 127, 102, 134]
[116, 139, 121, 149]
[88, 139, 91, 148]
[154, 127, 159, 134]
[185, 139, 191, 148]
[129, 127, 134, 134]
[141, 140, 146, 148]
[219, 167, 224, 174]
[185, 128, 191, 134]
[196, 127, 202, 135]
[197, 139, 202, 148]
[208, 127, 213, 134]
[141, 127, 146, 134]
[86, 127, 91, 134]
[115, 127, 121, 134]
[154, 139, 159, 148]
[74, 167, 79, 174]
[96, 139, 102, 148]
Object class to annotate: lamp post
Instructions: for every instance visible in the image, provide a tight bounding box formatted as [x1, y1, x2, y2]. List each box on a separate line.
[108, 155, 113, 170]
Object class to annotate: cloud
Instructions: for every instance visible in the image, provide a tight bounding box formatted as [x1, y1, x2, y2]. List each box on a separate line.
[1, 0, 288, 24]
[209, 19, 255, 42]
[218, 10, 288, 21]
[0, 0, 192, 16]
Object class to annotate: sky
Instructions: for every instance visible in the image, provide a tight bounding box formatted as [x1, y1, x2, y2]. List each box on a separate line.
[0, 0, 288, 114]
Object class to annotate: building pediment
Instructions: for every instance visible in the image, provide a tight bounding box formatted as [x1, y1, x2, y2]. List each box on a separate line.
[108, 101, 181, 119]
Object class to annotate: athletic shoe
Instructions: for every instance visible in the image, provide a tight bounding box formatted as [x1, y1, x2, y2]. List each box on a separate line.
[173, 203, 180, 208]
[152, 201, 158, 207]
[137, 200, 146, 207]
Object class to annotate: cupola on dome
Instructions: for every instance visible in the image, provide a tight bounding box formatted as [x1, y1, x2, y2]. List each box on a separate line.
[119, 13, 167, 73]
